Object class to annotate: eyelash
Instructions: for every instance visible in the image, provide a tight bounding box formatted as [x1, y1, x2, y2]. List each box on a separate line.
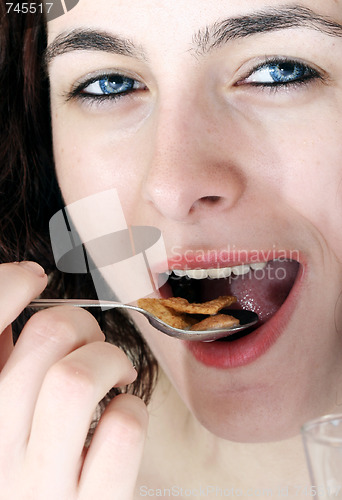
[67, 57, 322, 104]
[67, 73, 146, 103]
[236, 57, 322, 91]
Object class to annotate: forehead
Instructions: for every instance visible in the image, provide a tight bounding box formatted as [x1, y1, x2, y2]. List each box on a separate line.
[47, 0, 342, 45]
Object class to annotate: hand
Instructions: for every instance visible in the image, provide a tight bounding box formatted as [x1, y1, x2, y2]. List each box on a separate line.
[0, 262, 148, 500]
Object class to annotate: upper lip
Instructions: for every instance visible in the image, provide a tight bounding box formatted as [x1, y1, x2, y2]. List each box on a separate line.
[163, 249, 303, 272]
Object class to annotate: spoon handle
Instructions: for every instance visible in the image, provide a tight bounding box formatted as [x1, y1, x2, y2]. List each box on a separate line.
[28, 298, 133, 309]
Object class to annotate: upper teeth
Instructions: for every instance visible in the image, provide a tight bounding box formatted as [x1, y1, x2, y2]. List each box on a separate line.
[172, 262, 267, 279]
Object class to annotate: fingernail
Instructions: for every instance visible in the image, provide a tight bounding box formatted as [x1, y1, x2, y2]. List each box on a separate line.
[18, 261, 46, 277]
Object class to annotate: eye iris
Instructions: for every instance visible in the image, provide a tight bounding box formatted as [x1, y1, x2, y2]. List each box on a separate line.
[269, 62, 303, 83]
[99, 76, 132, 94]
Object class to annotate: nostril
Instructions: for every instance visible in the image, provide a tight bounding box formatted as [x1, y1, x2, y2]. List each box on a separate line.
[191, 196, 223, 210]
[201, 196, 222, 203]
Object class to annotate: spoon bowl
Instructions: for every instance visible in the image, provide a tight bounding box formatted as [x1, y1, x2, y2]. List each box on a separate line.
[28, 299, 259, 341]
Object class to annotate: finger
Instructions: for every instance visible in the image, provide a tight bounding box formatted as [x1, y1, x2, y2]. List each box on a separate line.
[79, 394, 148, 500]
[0, 306, 105, 449]
[0, 326, 14, 371]
[24, 342, 137, 499]
[0, 262, 47, 333]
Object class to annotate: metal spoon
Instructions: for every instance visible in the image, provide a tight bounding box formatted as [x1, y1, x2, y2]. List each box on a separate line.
[28, 299, 259, 341]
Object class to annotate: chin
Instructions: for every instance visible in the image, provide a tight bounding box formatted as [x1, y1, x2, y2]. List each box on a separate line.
[183, 389, 309, 443]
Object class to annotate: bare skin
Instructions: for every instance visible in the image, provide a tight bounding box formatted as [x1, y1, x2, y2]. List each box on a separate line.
[1, 0, 342, 497]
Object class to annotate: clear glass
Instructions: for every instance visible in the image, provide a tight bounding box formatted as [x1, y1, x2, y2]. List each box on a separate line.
[302, 414, 342, 498]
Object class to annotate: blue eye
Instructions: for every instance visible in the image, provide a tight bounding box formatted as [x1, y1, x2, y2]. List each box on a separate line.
[242, 59, 319, 87]
[99, 76, 132, 94]
[268, 63, 306, 83]
[69, 73, 146, 101]
[84, 75, 139, 95]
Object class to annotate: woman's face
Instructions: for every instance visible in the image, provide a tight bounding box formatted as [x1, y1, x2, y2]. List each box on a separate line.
[47, 0, 342, 442]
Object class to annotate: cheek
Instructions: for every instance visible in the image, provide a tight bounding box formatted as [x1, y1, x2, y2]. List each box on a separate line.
[281, 141, 342, 257]
[256, 109, 342, 258]
[51, 110, 148, 207]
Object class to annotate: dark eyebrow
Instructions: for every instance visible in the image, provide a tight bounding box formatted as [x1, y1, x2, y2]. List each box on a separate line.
[45, 4, 342, 66]
[45, 29, 147, 66]
[193, 5, 342, 55]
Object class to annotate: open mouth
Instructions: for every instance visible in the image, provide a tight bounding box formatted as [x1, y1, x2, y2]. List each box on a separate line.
[159, 259, 301, 342]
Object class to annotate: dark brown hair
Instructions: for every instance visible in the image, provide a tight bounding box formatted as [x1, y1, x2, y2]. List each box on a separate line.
[0, 6, 158, 406]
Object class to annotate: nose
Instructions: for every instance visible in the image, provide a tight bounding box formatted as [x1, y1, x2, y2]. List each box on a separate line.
[142, 98, 246, 223]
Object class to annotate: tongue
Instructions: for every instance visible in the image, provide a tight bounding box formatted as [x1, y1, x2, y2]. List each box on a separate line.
[201, 260, 300, 322]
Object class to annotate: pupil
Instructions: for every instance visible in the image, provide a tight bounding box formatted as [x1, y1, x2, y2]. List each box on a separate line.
[278, 62, 295, 76]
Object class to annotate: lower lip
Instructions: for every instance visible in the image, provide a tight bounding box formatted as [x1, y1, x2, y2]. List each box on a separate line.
[184, 265, 305, 369]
